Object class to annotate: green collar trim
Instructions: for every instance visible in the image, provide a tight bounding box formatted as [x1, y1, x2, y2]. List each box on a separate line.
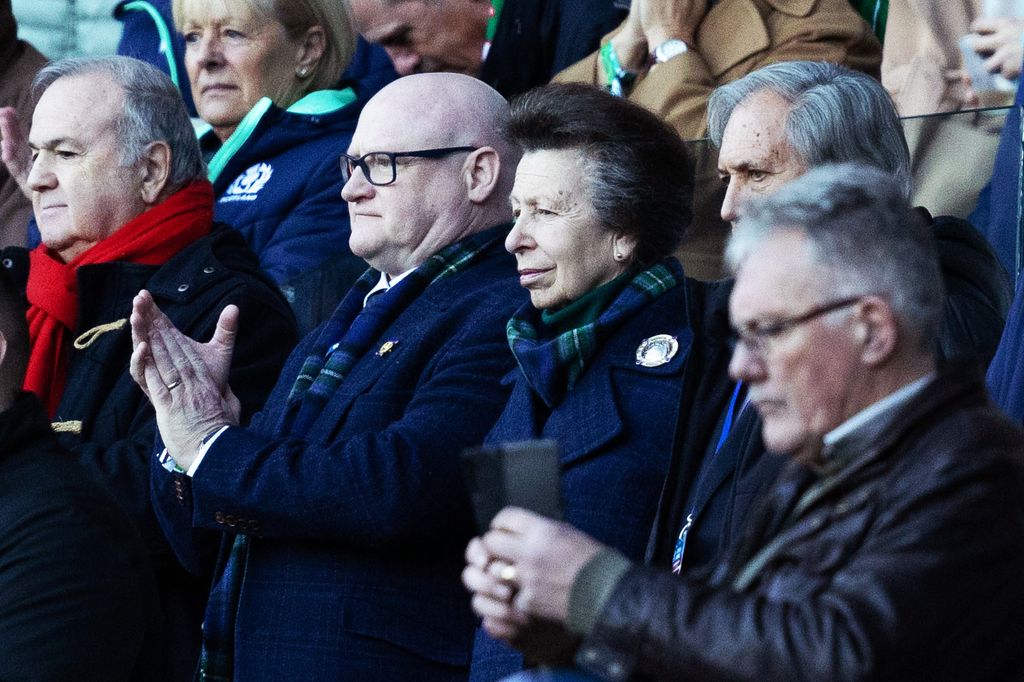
[122, 1, 180, 87]
[205, 88, 356, 184]
[206, 97, 273, 184]
[286, 87, 356, 114]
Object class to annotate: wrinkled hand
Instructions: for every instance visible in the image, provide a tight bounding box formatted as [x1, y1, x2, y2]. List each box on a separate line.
[463, 527, 582, 664]
[130, 289, 241, 470]
[611, 1, 649, 72]
[470, 507, 606, 624]
[464, 536, 532, 641]
[611, 0, 707, 72]
[0, 107, 33, 198]
[970, 17, 1024, 80]
[639, 0, 708, 48]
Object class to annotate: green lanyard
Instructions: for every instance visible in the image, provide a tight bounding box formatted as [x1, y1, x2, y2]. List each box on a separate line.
[486, 0, 505, 42]
[599, 43, 636, 97]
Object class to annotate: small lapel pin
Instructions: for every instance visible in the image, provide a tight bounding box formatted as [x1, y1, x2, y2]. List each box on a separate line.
[376, 340, 398, 357]
[636, 334, 678, 367]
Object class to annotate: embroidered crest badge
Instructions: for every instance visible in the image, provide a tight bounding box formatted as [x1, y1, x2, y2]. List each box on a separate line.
[222, 162, 273, 202]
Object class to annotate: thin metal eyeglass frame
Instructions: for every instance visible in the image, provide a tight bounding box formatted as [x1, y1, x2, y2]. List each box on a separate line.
[340, 146, 479, 186]
[731, 295, 867, 358]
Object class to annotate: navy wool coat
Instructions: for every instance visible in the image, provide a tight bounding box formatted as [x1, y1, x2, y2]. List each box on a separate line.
[471, 279, 700, 679]
[152, 237, 527, 681]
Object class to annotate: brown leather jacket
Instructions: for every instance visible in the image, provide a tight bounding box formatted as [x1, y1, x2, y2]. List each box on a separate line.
[576, 363, 1024, 681]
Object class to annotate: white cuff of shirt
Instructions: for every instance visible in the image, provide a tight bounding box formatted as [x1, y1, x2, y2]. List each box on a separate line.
[156, 425, 230, 477]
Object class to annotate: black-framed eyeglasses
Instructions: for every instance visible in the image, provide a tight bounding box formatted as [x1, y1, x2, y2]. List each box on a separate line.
[340, 146, 479, 186]
[730, 295, 866, 358]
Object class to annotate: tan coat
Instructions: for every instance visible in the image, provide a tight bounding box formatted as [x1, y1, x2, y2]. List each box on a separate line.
[881, 0, 981, 116]
[554, 0, 882, 140]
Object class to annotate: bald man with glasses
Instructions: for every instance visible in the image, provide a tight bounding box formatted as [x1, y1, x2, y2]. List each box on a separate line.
[130, 72, 527, 681]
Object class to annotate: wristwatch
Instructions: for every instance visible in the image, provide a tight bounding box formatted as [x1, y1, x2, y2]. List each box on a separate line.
[650, 39, 689, 65]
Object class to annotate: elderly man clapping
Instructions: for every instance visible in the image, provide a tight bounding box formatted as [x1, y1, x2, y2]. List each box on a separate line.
[3, 55, 296, 680]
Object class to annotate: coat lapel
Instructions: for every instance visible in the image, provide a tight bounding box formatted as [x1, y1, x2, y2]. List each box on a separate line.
[687, 402, 757, 522]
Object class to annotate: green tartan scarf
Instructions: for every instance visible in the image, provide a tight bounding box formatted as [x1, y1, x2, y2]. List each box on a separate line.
[506, 258, 682, 408]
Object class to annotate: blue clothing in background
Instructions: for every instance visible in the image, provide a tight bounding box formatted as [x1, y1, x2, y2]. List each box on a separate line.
[970, 72, 1024, 278]
[115, 0, 196, 115]
[200, 90, 361, 286]
[987, 271, 1024, 421]
[198, 90, 367, 333]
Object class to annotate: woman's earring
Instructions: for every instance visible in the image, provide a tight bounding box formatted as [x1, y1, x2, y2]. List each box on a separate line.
[614, 251, 626, 262]
[297, 66, 310, 78]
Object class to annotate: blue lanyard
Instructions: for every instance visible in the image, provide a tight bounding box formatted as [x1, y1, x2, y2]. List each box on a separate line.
[672, 382, 744, 574]
[715, 382, 744, 453]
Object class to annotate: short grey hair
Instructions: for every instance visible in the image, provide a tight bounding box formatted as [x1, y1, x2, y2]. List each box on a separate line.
[34, 56, 206, 193]
[725, 163, 943, 350]
[707, 61, 912, 200]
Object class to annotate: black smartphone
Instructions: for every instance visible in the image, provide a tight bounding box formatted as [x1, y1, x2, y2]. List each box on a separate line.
[460, 439, 563, 533]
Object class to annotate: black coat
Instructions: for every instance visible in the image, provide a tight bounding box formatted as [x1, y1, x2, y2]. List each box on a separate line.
[0, 225, 298, 682]
[481, 0, 626, 98]
[929, 210, 1013, 366]
[579, 364, 1024, 681]
[647, 278, 787, 574]
[0, 392, 162, 681]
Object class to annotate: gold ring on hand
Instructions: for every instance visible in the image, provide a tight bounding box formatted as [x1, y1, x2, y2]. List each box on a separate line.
[498, 564, 517, 583]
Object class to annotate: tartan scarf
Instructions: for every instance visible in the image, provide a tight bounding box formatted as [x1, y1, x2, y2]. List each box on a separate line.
[282, 224, 505, 433]
[198, 225, 505, 681]
[24, 180, 213, 417]
[507, 258, 682, 408]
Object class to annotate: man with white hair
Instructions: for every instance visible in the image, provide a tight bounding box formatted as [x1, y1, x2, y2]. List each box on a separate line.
[2, 55, 296, 681]
[132, 72, 526, 680]
[652, 60, 1012, 577]
[464, 164, 1024, 681]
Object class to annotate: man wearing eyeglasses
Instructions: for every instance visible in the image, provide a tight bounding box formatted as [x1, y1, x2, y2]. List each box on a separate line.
[130, 72, 527, 681]
[464, 164, 1024, 680]
[608, 62, 1014, 673]
[647, 60, 1011, 584]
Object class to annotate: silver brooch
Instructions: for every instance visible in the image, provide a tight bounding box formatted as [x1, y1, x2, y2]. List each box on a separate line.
[635, 334, 679, 367]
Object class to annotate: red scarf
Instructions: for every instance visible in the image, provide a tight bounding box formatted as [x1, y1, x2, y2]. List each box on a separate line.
[24, 180, 214, 417]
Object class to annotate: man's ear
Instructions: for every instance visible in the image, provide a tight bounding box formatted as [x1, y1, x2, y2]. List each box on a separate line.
[139, 141, 172, 205]
[857, 296, 899, 366]
[464, 146, 501, 203]
[296, 25, 327, 76]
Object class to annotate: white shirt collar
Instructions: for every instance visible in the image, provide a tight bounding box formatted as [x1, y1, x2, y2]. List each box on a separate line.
[823, 372, 934, 448]
[363, 268, 415, 307]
